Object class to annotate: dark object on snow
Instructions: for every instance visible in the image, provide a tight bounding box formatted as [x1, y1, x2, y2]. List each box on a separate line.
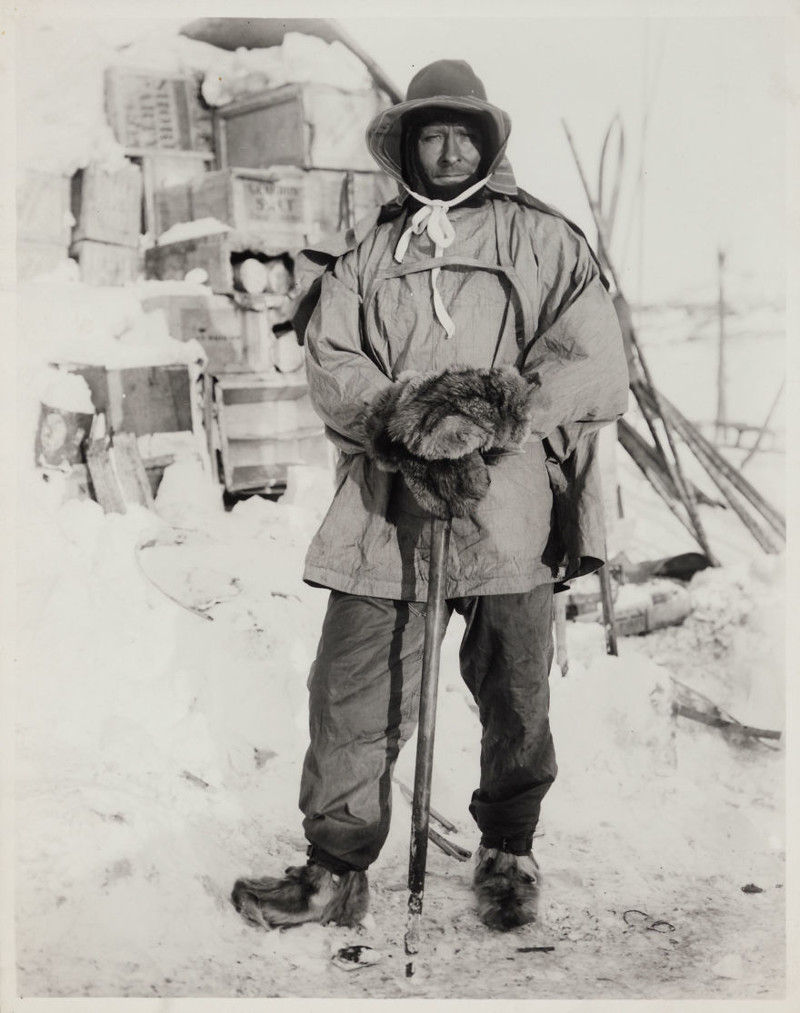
[365, 365, 532, 518]
[331, 945, 383, 971]
[617, 551, 713, 584]
[231, 864, 369, 929]
[473, 846, 541, 932]
[741, 883, 764, 894]
[517, 946, 556, 953]
[623, 909, 675, 933]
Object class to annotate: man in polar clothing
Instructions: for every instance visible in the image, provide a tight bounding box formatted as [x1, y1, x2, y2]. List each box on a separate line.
[233, 59, 629, 931]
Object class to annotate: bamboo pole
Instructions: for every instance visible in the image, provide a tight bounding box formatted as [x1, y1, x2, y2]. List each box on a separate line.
[640, 388, 786, 540]
[716, 249, 728, 438]
[740, 379, 785, 470]
[617, 418, 701, 541]
[561, 120, 718, 565]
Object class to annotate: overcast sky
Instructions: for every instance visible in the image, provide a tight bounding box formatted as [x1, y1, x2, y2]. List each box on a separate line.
[342, 14, 791, 306]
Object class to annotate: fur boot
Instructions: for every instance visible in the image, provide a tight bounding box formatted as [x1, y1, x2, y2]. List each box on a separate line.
[231, 864, 369, 929]
[473, 846, 541, 931]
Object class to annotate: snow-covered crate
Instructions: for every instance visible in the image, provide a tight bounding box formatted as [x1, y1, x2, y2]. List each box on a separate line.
[214, 372, 328, 494]
[145, 233, 233, 293]
[189, 167, 308, 243]
[70, 240, 141, 287]
[71, 162, 143, 248]
[137, 149, 214, 236]
[104, 66, 213, 153]
[62, 363, 194, 437]
[146, 229, 300, 295]
[214, 83, 388, 172]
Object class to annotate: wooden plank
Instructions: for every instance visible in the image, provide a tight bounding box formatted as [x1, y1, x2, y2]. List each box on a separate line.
[219, 382, 308, 405]
[86, 434, 154, 514]
[222, 398, 321, 441]
[672, 704, 781, 741]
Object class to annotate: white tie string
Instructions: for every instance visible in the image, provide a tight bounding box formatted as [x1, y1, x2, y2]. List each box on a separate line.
[394, 175, 491, 338]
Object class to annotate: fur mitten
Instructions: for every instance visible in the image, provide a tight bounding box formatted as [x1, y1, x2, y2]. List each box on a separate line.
[401, 450, 491, 519]
[366, 365, 533, 465]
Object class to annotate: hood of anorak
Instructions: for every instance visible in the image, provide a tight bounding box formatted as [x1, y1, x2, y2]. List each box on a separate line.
[366, 94, 516, 197]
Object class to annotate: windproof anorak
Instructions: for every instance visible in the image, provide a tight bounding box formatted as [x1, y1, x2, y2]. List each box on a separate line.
[301, 120, 629, 601]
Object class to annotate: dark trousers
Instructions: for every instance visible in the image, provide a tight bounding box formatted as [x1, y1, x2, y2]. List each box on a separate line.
[299, 586, 557, 873]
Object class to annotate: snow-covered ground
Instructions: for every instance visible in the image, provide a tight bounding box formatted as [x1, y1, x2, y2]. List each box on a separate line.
[6, 15, 792, 1008]
[8, 271, 790, 1004]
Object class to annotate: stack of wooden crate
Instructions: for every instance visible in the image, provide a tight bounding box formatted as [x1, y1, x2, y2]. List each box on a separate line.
[70, 162, 144, 285]
[210, 371, 328, 495]
[146, 81, 395, 297]
[104, 65, 216, 239]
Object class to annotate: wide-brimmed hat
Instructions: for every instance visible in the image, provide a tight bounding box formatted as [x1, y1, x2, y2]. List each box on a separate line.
[367, 59, 512, 185]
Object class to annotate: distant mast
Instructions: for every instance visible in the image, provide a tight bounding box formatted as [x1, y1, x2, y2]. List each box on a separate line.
[715, 248, 727, 439]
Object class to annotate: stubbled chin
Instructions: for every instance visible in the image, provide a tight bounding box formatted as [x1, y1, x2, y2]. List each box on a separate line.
[426, 176, 481, 201]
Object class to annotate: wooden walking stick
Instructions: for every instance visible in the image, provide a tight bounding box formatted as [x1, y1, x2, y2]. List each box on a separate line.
[405, 514, 452, 977]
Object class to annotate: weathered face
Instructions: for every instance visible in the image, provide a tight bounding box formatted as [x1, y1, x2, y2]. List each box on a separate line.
[416, 119, 483, 189]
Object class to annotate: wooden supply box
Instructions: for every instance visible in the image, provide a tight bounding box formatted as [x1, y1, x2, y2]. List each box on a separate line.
[105, 66, 213, 153]
[145, 230, 301, 295]
[132, 149, 214, 237]
[304, 169, 396, 240]
[151, 166, 394, 250]
[145, 232, 236, 294]
[214, 83, 387, 172]
[191, 167, 307, 244]
[213, 372, 328, 494]
[71, 162, 143, 247]
[61, 363, 194, 437]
